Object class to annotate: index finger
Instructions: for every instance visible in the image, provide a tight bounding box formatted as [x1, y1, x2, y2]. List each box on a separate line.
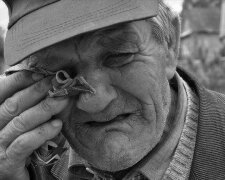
[0, 71, 44, 104]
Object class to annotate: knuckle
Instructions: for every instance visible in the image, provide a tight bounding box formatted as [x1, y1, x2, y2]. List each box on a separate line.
[33, 80, 47, 94]
[13, 138, 27, 151]
[3, 98, 18, 117]
[39, 99, 53, 112]
[0, 133, 8, 148]
[11, 115, 27, 132]
[34, 79, 50, 94]
[13, 73, 25, 84]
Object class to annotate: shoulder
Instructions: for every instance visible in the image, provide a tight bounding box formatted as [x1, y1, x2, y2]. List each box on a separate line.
[178, 68, 225, 179]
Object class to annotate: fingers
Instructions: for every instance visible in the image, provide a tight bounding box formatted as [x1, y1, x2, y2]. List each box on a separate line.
[0, 77, 52, 129]
[0, 97, 68, 148]
[0, 71, 44, 104]
[6, 119, 62, 163]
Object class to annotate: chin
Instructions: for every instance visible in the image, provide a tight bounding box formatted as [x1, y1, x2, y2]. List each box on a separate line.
[82, 132, 150, 172]
[91, 150, 140, 172]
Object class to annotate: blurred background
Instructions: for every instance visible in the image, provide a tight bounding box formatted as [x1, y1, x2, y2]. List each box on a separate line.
[0, 0, 225, 93]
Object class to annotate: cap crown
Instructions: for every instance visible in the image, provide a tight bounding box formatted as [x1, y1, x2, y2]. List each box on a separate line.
[3, 0, 59, 28]
[3, 0, 158, 65]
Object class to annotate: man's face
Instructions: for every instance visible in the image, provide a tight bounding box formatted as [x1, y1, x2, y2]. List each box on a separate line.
[31, 20, 173, 171]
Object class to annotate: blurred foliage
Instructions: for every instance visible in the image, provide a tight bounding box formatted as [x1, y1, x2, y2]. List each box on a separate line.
[0, 27, 5, 73]
[180, 0, 225, 93]
[179, 51, 225, 94]
[0, 27, 4, 59]
[183, 0, 221, 8]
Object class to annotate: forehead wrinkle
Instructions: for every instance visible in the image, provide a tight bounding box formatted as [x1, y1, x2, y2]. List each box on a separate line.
[96, 26, 140, 53]
[73, 33, 103, 65]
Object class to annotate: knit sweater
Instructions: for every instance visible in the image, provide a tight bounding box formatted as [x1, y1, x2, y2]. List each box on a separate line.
[46, 73, 200, 180]
[162, 78, 198, 180]
[178, 68, 225, 180]
[28, 68, 225, 180]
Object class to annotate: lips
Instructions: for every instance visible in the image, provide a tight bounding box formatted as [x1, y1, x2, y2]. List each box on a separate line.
[86, 113, 132, 127]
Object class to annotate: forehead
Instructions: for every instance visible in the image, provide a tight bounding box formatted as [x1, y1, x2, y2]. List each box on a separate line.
[28, 20, 151, 68]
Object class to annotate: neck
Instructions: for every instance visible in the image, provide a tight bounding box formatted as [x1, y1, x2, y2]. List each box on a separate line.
[111, 167, 133, 180]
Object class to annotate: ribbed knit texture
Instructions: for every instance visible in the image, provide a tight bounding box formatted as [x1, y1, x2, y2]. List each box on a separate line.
[162, 79, 199, 180]
[177, 68, 225, 180]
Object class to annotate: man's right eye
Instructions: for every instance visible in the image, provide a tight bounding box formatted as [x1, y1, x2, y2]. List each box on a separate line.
[103, 53, 134, 68]
[59, 67, 77, 79]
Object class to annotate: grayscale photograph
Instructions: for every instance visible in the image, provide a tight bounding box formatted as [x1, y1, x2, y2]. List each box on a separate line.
[0, 0, 225, 179]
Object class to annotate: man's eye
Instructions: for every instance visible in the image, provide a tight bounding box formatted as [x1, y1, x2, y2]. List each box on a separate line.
[59, 67, 77, 78]
[103, 53, 134, 68]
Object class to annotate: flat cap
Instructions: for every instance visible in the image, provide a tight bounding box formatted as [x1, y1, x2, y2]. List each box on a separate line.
[3, 0, 158, 65]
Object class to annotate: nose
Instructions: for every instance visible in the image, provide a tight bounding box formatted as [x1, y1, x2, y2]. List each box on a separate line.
[76, 71, 117, 113]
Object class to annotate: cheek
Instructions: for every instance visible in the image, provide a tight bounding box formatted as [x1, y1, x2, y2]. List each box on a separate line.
[110, 61, 164, 105]
[110, 61, 168, 134]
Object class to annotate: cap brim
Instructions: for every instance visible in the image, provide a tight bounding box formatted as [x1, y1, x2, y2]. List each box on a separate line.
[4, 0, 158, 65]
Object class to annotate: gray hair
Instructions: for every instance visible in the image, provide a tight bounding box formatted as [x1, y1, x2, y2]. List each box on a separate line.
[147, 1, 181, 59]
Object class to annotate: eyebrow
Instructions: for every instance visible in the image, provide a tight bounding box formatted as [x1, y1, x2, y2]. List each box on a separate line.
[97, 29, 140, 53]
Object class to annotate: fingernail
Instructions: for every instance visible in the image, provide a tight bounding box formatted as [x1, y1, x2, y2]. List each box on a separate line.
[32, 73, 45, 81]
[51, 120, 62, 127]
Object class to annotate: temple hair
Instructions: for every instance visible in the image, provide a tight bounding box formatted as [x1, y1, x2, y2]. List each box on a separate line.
[146, 0, 181, 59]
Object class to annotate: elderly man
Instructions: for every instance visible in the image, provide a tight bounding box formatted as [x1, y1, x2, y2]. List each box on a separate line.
[0, 0, 225, 180]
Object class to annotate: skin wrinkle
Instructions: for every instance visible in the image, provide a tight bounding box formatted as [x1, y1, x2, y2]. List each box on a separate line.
[97, 32, 139, 54]
[29, 25, 140, 75]
[109, 85, 143, 117]
[131, 21, 151, 54]
[148, 63, 170, 137]
[26, 15, 179, 172]
[112, 68, 155, 107]
[139, 37, 163, 57]
[65, 101, 110, 155]
[108, 65, 156, 134]
[90, 86, 141, 125]
[63, 105, 91, 152]
[141, 62, 158, 86]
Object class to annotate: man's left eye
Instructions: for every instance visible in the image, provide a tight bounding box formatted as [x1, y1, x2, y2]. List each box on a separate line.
[103, 53, 134, 68]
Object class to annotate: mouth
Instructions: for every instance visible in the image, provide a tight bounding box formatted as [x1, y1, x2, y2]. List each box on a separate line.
[86, 113, 132, 127]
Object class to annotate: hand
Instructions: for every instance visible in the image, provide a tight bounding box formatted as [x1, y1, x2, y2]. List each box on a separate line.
[0, 71, 68, 180]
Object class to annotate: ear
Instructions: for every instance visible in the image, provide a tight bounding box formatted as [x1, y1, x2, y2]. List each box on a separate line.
[165, 15, 181, 80]
[165, 47, 177, 80]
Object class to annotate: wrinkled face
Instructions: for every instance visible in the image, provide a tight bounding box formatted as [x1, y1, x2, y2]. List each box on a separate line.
[31, 20, 173, 171]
